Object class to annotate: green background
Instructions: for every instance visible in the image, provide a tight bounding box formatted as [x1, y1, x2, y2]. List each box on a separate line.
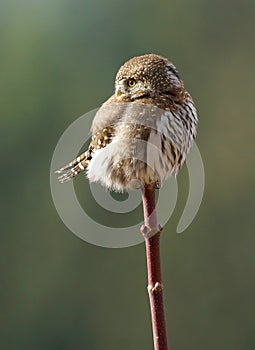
[1, 0, 255, 349]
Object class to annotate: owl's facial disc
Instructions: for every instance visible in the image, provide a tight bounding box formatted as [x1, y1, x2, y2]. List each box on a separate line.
[115, 79, 152, 101]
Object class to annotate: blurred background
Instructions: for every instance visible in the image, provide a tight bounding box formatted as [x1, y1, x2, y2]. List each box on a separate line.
[1, 0, 255, 349]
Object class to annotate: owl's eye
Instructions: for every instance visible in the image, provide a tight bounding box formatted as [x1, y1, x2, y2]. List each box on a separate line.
[127, 79, 136, 88]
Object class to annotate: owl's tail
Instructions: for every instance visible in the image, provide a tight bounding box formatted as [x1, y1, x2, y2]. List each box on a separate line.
[55, 152, 89, 183]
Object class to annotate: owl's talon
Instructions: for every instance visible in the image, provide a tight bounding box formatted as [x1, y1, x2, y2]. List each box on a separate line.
[154, 180, 161, 189]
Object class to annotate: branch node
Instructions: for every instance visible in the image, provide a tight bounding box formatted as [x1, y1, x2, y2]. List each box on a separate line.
[140, 224, 163, 239]
[148, 282, 163, 294]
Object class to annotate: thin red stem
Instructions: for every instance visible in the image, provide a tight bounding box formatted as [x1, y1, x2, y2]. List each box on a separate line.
[141, 185, 169, 350]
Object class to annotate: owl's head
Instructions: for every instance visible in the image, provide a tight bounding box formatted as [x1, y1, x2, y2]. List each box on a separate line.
[115, 54, 184, 101]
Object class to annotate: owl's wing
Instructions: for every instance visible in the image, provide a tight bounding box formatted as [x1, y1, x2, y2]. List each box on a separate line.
[55, 126, 114, 183]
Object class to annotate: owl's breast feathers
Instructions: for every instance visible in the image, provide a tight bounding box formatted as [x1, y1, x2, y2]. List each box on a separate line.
[56, 92, 196, 188]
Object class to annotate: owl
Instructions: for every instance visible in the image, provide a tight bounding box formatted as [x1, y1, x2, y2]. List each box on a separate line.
[56, 54, 198, 191]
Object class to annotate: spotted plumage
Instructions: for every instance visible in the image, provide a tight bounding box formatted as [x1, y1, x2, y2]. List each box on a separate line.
[56, 54, 198, 190]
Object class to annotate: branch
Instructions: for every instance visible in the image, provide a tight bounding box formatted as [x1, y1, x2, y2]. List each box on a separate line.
[141, 185, 169, 350]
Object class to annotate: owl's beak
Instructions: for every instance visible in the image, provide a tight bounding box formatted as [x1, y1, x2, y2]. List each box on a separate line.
[115, 84, 153, 100]
[115, 89, 122, 99]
